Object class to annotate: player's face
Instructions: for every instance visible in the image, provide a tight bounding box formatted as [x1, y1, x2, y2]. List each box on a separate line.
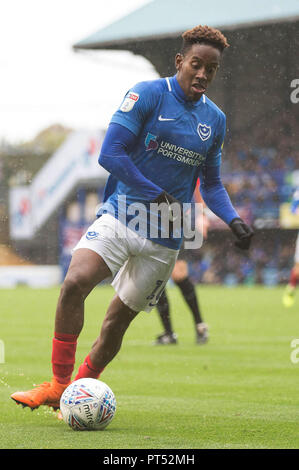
[175, 43, 221, 101]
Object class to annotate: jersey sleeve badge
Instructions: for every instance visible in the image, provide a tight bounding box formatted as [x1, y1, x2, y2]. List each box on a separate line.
[120, 91, 140, 112]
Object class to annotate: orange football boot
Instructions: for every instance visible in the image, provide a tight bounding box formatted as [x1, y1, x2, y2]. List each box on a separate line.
[11, 377, 70, 411]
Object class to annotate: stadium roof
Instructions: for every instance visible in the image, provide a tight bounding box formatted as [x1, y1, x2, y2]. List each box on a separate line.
[73, 0, 299, 50]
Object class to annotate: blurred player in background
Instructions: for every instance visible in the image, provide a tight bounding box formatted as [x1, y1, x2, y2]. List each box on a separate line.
[155, 182, 210, 345]
[11, 25, 253, 412]
[282, 187, 299, 307]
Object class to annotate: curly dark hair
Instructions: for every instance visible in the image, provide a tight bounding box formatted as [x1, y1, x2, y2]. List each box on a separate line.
[181, 25, 229, 54]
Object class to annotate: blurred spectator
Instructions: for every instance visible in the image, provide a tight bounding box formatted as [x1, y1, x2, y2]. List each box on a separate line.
[187, 231, 297, 287]
[220, 110, 299, 218]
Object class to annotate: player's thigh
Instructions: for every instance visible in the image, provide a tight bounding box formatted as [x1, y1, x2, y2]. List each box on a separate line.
[73, 214, 131, 278]
[64, 248, 112, 295]
[112, 250, 178, 313]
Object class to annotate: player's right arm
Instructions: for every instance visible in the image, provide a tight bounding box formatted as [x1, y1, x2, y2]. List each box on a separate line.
[99, 81, 164, 199]
[99, 80, 181, 209]
[99, 123, 162, 199]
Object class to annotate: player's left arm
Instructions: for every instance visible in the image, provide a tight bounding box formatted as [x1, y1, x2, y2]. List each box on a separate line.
[199, 114, 254, 250]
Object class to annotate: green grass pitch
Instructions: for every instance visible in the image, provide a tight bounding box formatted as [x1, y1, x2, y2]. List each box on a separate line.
[1, 284, 299, 449]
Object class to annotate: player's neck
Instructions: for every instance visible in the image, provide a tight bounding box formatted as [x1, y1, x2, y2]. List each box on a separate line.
[172, 74, 203, 106]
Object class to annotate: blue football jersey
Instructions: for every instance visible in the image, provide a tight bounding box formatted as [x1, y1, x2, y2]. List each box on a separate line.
[99, 74, 226, 249]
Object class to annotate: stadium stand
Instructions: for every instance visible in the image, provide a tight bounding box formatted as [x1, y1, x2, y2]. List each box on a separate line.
[6, 0, 299, 286]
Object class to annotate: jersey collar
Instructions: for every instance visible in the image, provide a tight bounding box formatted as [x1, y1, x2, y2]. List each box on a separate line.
[169, 74, 205, 107]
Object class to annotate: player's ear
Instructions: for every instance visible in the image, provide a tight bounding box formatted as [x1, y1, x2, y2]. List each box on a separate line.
[175, 53, 183, 71]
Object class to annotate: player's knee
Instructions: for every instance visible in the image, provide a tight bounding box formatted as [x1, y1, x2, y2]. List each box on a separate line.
[60, 274, 88, 301]
[171, 260, 188, 282]
[172, 268, 188, 283]
[172, 273, 185, 283]
[103, 303, 137, 333]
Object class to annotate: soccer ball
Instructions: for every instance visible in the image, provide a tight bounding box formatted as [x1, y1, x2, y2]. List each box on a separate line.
[60, 378, 116, 431]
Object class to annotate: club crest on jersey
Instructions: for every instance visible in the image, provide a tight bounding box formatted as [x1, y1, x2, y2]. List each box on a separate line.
[120, 91, 139, 112]
[197, 123, 212, 141]
[145, 132, 158, 151]
[86, 231, 99, 240]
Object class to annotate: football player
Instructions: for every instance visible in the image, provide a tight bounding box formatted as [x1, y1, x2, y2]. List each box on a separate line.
[11, 25, 253, 411]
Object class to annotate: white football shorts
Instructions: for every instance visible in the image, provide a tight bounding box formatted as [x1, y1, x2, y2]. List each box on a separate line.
[295, 231, 299, 263]
[73, 213, 179, 313]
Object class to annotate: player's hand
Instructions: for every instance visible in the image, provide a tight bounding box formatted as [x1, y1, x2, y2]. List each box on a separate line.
[151, 191, 183, 236]
[229, 217, 254, 250]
